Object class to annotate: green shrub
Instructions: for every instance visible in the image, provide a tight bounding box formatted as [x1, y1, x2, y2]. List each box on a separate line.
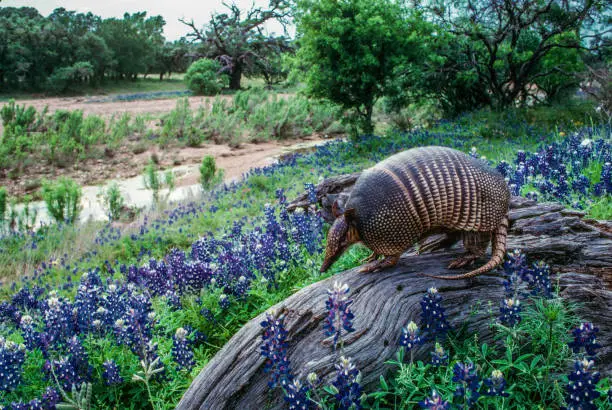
[41, 177, 82, 224]
[199, 155, 224, 190]
[102, 183, 125, 222]
[0, 100, 37, 130]
[143, 160, 175, 205]
[45, 61, 94, 94]
[8, 195, 37, 232]
[108, 113, 131, 149]
[185, 59, 228, 95]
[0, 187, 7, 225]
[81, 115, 106, 146]
[160, 98, 200, 147]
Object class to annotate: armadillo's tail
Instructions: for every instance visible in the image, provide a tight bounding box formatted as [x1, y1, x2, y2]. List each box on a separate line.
[426, 215, 509, 280]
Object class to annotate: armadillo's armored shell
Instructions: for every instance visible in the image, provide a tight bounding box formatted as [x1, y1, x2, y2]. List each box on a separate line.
[347, 146, 509, 255]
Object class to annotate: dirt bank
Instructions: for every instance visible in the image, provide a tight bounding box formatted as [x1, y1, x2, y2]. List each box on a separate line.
[3, 136, 330, 198]
[0, 93, 292, 119]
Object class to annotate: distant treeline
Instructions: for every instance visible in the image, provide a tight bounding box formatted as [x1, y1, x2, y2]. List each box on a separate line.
[0, 7, 193, 93]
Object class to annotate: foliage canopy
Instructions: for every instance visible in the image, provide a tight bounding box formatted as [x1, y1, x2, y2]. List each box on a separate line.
[293, 0, 427, 134]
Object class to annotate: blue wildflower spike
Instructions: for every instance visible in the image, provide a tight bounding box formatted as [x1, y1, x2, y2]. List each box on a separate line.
[332, 356, 363, 410]
[324, 281, 355, 349]
[568, 322, 601, 358]
[103, 360, 123, 385]
[430, 342, 449, 367]
[0, 338, 26, 392]
[483, 369, 509, 397]
[499, 297, 521, 326]
[172, 327, 195, 372]
[564, 359, 601, 410]
[260, 311, 292, 389]
[419, 390, 450, 409]
[452, 361, 481, 407]
[399, 321, 423, 351]
[420, 288, 450, 339]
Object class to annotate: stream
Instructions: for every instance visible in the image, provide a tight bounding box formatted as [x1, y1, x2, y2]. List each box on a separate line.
[14, 139, 334, 228]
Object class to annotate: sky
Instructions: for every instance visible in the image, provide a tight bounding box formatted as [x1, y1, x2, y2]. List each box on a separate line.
[0, 0, 291, 40]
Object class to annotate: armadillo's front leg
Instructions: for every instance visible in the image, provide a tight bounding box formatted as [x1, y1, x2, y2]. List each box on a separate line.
[358, 254, 401, 273]
[360, 251, 379, 264]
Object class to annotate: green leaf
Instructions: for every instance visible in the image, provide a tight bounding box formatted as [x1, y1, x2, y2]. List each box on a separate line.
[380, 375, 389, 391]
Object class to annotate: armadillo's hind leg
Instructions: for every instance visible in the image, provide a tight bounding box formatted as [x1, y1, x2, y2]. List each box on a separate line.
[447, 232, 491, 269]
[360, 251, 380, 264]
[359, 254, 401, 273]
[418, 232, 461, 255]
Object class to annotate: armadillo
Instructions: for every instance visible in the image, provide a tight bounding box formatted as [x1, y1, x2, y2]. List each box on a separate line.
[320, 146, 510, 279]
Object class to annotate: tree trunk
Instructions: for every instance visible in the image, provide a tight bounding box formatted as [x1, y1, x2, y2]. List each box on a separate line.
[229, 63, 243, 90]
[178, 175, 612, 410]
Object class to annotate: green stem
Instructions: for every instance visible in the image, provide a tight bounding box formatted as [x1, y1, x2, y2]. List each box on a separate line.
[145, 378, 157, 410]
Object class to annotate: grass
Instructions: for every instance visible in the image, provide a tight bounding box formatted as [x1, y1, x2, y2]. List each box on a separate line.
[0, 75, 188, 101]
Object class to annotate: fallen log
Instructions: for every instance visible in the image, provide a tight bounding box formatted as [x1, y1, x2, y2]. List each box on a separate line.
[178, 175, 612, 410]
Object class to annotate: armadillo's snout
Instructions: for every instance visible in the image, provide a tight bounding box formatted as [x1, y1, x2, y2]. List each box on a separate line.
[320, 258, 333, 273]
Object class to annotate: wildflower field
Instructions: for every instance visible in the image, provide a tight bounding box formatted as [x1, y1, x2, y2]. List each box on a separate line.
[0, 106, 610, 409]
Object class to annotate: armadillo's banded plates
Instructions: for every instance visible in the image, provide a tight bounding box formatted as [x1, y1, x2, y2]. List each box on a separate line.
[346, 146, 509, 255]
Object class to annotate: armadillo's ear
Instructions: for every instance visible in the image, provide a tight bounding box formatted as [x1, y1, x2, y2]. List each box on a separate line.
[332, 200, 344, 218]
[344, 208, 356, 220]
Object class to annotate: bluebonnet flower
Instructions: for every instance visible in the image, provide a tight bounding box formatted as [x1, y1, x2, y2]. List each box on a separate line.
[103, 360, 123, 385]
[452, 361, 480, 407]
[234, 276, 250, 299]
[114, 293, 156, 357]
[496, 161, 511, 178]
[420, 288, 450, 339]
[430, 342, 449, 367]
[568, 323, 601, 357]
[43, 295, 76, 344]
[260, 312, 292, 389]
[41, 387, 60, 408]
[483, 369, 509, 397]
[0, 338, 26, 392]
[601, 162, 611, 193]
[503, 250, 551, 298]
[172, 327, 195, 372]
[564, 359, 600, 410]
[499, 298, 521, 326]
[219, 294, 230, 309]
[571, 175, 590, 195]
[526, 261, 552, 298]
[324, 282, 355, 349]
[66, 336, 92, 381]
[284, 379, 313, 410]
[400, 321, 423, 351]
[44, 356, 83, 391]
[305, 183, 317, 204]
[200, 307, 217, 323]
[19, 315, 40, 350]
[332, 356, 363, 410]
[419, 390, 450, 409]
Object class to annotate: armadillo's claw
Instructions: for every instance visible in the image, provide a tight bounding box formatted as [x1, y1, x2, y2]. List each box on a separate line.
[358, 254, 400, 273]
[447, 254, 479, 269]
[360, 251, 379, 264]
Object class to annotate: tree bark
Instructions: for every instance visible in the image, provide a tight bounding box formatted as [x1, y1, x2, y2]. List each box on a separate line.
[178, 175, 612, 410]
[229, 63, 243, 90]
